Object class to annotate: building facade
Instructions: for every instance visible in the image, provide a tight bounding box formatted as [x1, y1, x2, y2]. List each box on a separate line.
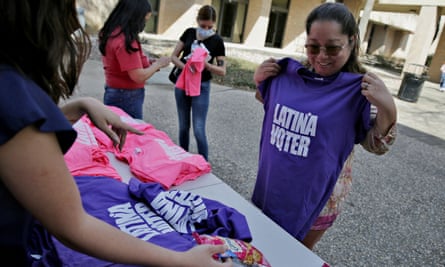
[78, 0, 445, 82]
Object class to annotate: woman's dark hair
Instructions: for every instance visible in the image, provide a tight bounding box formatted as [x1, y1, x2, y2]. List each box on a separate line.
[0, 0, 91, 102]
[99, 0, 152, 56]
[197, 5, 217, 22]
[305, 2, 366, 74]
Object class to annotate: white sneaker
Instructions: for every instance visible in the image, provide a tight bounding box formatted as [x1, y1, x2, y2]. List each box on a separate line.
[440, 88, 445, 92]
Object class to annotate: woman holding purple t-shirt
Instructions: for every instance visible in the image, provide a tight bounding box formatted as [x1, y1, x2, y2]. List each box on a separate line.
[252, 2, 397, 250]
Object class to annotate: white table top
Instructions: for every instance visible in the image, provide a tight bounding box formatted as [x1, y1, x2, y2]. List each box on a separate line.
[108, 153, 327, 267]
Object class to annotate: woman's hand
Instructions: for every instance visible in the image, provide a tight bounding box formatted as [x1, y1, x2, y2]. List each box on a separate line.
[152, 56, 171, 70]
[61, 97, 143, 150]
[84, 101, 144, 151]
[253, 58, 280, 86]
[361, 72, 393, 108]
[180, 245, 232, 267]
[361, 72, 397, 135]
[128, 56, 171, 84]
[205, 56, 226, 76]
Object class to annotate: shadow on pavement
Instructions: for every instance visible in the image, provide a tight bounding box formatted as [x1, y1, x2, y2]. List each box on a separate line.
[397, 123, 445, 150]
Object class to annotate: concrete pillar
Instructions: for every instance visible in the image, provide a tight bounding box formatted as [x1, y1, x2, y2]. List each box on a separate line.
[382, 27, 395, 57]
[358, 0, 375, 54]
[402, 6, 438, 75]
[157, 0, 210, 39]
[368, 24, 386, 55]
[243, 0, 272, 48]
[428, 15, 445, 83]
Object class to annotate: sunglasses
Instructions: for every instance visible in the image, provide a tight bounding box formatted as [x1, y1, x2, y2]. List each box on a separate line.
[304, 44, 347, 56]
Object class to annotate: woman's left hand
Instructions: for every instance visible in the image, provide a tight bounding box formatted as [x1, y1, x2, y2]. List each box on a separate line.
[361, 72, 394, 109]
[361, 72, 397, 135]
[86, 103, 144, 151]
[62, 97, 144, 150]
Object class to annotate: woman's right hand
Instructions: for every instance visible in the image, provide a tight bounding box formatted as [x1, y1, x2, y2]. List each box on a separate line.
[129, 56, 172, 83]
[253, 58, 280, 86]
[180, 245, 232, 267]
[153, 56, 171, 70]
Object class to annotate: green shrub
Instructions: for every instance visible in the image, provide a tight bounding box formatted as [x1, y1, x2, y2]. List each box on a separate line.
[212, 57, 258, 90]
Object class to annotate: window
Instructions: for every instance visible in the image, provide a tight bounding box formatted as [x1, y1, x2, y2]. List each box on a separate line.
[265, 0, 289, 48]
[145, 0, 159, 33]
[212, 0, 248, 43]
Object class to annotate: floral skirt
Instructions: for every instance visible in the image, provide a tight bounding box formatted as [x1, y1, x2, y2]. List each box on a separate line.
[310, 121, 397, 231]
[310, 151, 354, 231]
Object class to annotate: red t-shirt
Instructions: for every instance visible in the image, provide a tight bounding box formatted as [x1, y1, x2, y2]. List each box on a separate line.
[102, 29, 150, 89]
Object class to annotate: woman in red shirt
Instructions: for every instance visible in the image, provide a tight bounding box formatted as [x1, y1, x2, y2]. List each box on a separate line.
[99, 0, 170, 119]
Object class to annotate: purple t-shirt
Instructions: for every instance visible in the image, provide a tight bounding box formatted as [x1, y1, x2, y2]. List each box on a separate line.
[0, 65, 76, 264]
[29, 176, 251, 266]
[252, 58, 371, 240]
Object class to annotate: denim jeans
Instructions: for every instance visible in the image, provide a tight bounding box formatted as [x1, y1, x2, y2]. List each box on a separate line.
[441, 72, 445, 88]
[104, 86, 145, 119]
[174, 81, 210, 160]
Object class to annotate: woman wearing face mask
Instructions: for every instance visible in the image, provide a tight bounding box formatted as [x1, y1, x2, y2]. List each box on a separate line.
[99, 0, 171, 120]
[252, 2, 397, 250]
[171, 5, 226, 161]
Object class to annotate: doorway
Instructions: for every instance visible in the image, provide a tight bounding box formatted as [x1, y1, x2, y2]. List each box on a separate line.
[145, 0, 159, 33]
[213, 0, 248, 43]
[265, 1, 289, 48]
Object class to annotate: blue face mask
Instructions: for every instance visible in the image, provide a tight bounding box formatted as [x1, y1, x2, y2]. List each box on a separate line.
[197, 27, 215, 39]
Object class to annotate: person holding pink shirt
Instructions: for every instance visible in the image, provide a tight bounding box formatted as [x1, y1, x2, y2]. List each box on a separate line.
[171, 5, 226, 161]
[439, 62, 445, 92]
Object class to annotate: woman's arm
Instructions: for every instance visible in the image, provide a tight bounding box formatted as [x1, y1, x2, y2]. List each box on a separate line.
[0, 125, 230, 267]
[361, 72, 398, 154]
[255, 90, 264, 103]
[205, 55, 226, 76]
[171, 41, 186, 69]
[61, 97, 143, 150]
[253, 58, 280, 87]
[361, 105, 397, 155]
[128, 56, 171, 84]
[253, 58, 281, 103]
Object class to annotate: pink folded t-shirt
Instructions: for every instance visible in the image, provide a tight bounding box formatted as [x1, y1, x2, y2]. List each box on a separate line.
[64, 119, 122, 181]
[82, 106, 212, 188]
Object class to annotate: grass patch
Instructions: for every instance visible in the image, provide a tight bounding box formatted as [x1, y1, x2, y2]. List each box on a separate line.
[212, 57, 258, 90]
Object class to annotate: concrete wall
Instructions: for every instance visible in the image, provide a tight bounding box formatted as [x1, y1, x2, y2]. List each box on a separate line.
[428, 18, 445, 82]
[368, 24, 386, 55]
[157, 0, 211, 38]
[75, 0, 445, 82]
[76, 0, 118, 32]
[389, 30, 408, 59]
[281, 0, 319, 52]
[242, 0, 272, 48]
[403, 6, 438, 75]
